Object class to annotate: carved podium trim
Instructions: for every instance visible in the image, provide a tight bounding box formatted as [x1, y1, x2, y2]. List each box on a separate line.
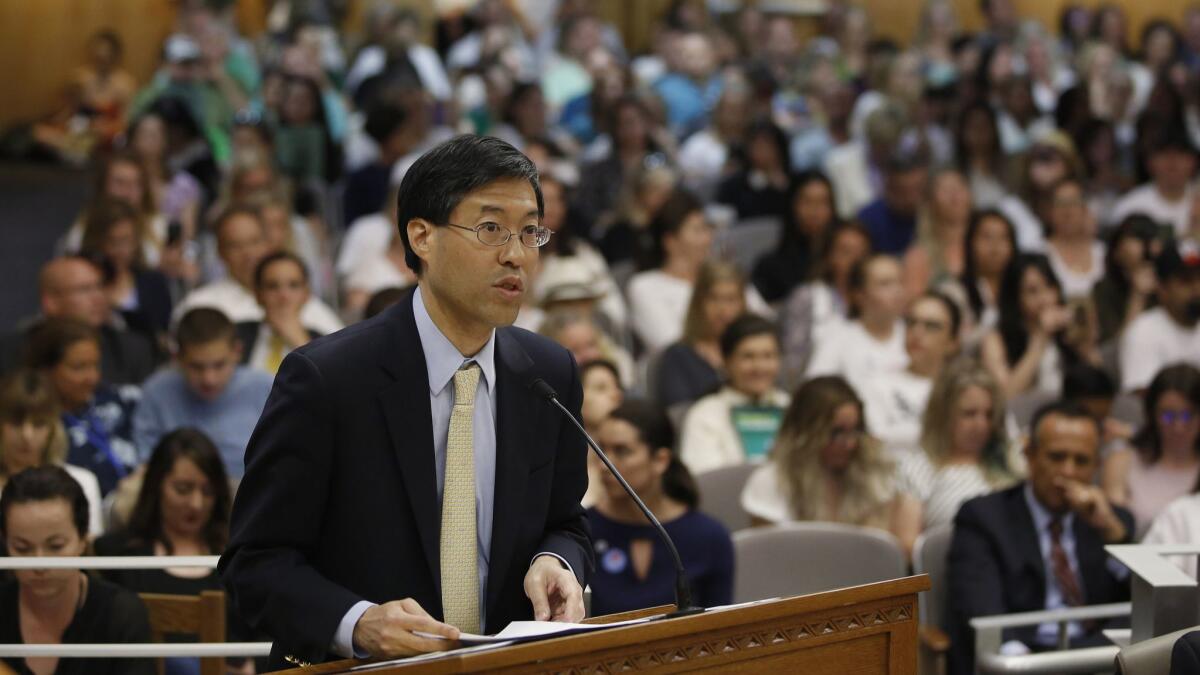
[535, 601, 916, 675]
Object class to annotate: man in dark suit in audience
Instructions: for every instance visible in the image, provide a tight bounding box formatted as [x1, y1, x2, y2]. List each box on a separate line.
[947, 400, 1134, 675]
[0, 256, 158, 384]
[221, 135, 593, 669]
[1172, 631, 1200, 675]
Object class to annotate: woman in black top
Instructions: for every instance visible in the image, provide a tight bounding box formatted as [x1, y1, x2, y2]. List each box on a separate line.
[0, 466, 153, 675]
[94, 428, 241, 675]
[752, 171, 839, 303]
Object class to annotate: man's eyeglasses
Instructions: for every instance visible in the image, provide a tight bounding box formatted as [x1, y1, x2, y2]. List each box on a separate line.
[443, 222, 553, 248]
[1159, 410, 1197, 425]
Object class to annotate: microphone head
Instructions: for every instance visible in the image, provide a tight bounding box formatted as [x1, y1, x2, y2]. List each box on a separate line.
[529, 378, 559, 401]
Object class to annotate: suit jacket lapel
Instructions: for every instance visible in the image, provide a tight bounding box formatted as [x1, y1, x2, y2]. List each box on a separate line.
[377, 292, 442, 597]
[486, 330, 537, 623]
[1008, 485, 1048, 601]
[1073, 518, 1107, 603]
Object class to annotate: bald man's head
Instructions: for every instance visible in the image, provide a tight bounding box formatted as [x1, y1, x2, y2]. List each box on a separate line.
[38, 258, 109, 328]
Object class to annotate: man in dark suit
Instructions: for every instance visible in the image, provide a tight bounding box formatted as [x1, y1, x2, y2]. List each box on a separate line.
[220, 135, 593, 669]
[947, 400, 1134, 675]
[0, 256, 158, 385]
[1172, 631, 1200, 675]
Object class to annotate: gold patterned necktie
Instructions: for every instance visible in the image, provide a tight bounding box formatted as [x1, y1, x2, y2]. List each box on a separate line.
[441, 362, 481, 633]
[264, 333, 285, 375]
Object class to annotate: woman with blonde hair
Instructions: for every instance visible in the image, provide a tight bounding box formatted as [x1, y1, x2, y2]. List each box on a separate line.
[741, 376, 897, 532]
[893, 360, 1017, 555]
[0, 370, 103, 535]
[654, 260, 746, 408]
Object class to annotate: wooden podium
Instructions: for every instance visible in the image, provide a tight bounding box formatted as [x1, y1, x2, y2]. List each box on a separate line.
[287, 575, 929, 674]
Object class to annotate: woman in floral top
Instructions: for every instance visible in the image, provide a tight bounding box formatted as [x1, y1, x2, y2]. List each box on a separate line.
[24, 318, 139, 496]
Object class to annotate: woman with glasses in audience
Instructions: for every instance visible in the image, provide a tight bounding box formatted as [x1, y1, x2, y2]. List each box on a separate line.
[938, 209, 1018, 351]
[981, 253, 1098, 399]
[654, 261, 746, 408]
[23, 319, 139, 499]
[893, 360, 1017, 555]
[752, 171, 839, 304]
[1103, 364, 1200, 538]
[855, 291, 962, 457]
[779, 222, 871, 386]
[1091, 214, 1162, 345]
[94, 428, 240, 675]
[588, 399, 733, 615]
[741, 376, 897, 532]
[680, 314, 789, 474]
[0, 466, 153, 675]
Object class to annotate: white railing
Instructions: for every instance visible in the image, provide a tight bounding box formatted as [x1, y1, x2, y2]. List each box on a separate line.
[0, 556, 272, 659]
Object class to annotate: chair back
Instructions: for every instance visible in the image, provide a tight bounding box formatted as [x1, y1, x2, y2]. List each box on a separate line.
[913, 524, 953, 630]
[140, 590, 226, 675]
[711, 218, 783, 275]
[732, 522, 908, 603]
[694, 463, 758, 533]
[1116, 626, 1200, 675]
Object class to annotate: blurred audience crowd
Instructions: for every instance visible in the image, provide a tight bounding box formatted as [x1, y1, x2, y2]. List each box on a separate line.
[4, 0, 1200, 672]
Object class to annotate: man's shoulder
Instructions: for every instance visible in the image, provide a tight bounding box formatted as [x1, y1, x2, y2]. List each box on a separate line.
[955, 483, 1023, 526]
[140, 367, 186, 395]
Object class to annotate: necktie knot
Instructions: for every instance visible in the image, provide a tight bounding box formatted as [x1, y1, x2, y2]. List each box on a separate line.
[1048, 517, 1064, 541]
[454, 363, 481, 407]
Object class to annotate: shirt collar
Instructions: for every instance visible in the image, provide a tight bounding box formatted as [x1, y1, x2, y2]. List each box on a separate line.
[1024, 482, 1074, 535]
[413, 286, 497, 397]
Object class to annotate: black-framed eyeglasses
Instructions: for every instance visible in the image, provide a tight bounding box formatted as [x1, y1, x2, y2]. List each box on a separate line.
[443, 221, 553, 248]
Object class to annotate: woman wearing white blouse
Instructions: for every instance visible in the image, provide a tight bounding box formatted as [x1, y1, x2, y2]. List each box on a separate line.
[680, 315, 790, 474]
[892, 360, 1018, 556]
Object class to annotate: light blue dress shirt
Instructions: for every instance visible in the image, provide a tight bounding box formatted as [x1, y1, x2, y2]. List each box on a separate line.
[1023, 484, 1085, 646]
[332, 287, 572, 657]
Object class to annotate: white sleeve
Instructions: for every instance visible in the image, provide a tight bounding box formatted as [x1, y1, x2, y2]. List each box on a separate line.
[740, 463, 790, 523]
[679, 399, 730, 474]
[628, 277, 679, 353]
[805, 325, 843, 379]
[1119, 316, 1159, 391]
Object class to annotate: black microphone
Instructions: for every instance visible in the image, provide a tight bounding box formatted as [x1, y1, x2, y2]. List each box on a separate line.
[529, 378, 705, 618]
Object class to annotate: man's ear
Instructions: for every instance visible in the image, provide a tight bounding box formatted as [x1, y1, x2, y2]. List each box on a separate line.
[407, 218, 433, 268]
[231, 338, 244, 362]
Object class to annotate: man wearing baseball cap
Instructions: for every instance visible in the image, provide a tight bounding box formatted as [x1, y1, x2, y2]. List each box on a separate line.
[1120, 241, 1200, 392]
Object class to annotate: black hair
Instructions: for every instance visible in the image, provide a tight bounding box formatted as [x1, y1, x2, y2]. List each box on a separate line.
[253, 250, 310, 289]
[23, 318, 100, 371]
[814, 221, 872, 285]
[280, 75, 343, 182]
[364, 287, 408, 319]
[718, 313, 778, 360]
[1029, 399, 1103, 451]
[1139, 18, 1183, 65]
[580, 359, 623, 391]
[1133, 364, 1200, 463]
[92, 29, 123, 59]
[777, 170, 837, 254]
[395, 135, 543, 275]
[362, 101, 410, 145]
[739, 118, 791, 172]
[607, 399, 698, 509]
[954, 99, 1002, 170]
[0, 466, 89, 540]
[1103, 213, 1161, 293]
[126, 428, 232, 554]
[643, 188, 703, 271]
[961, 209, 1018, 321]
[1063, 363, 1117, 401]
[997, 254, 1066, 368]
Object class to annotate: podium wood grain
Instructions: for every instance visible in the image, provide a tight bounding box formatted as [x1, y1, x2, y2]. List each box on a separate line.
[280, 575, 930, 674]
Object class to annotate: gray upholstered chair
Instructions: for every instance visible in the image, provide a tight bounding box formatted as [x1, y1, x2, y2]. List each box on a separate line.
[732, 522, 907, 603]
[1117, 626, 1200, 675]
[913, 525, 953, 675]
[693, 463, 757, 534]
